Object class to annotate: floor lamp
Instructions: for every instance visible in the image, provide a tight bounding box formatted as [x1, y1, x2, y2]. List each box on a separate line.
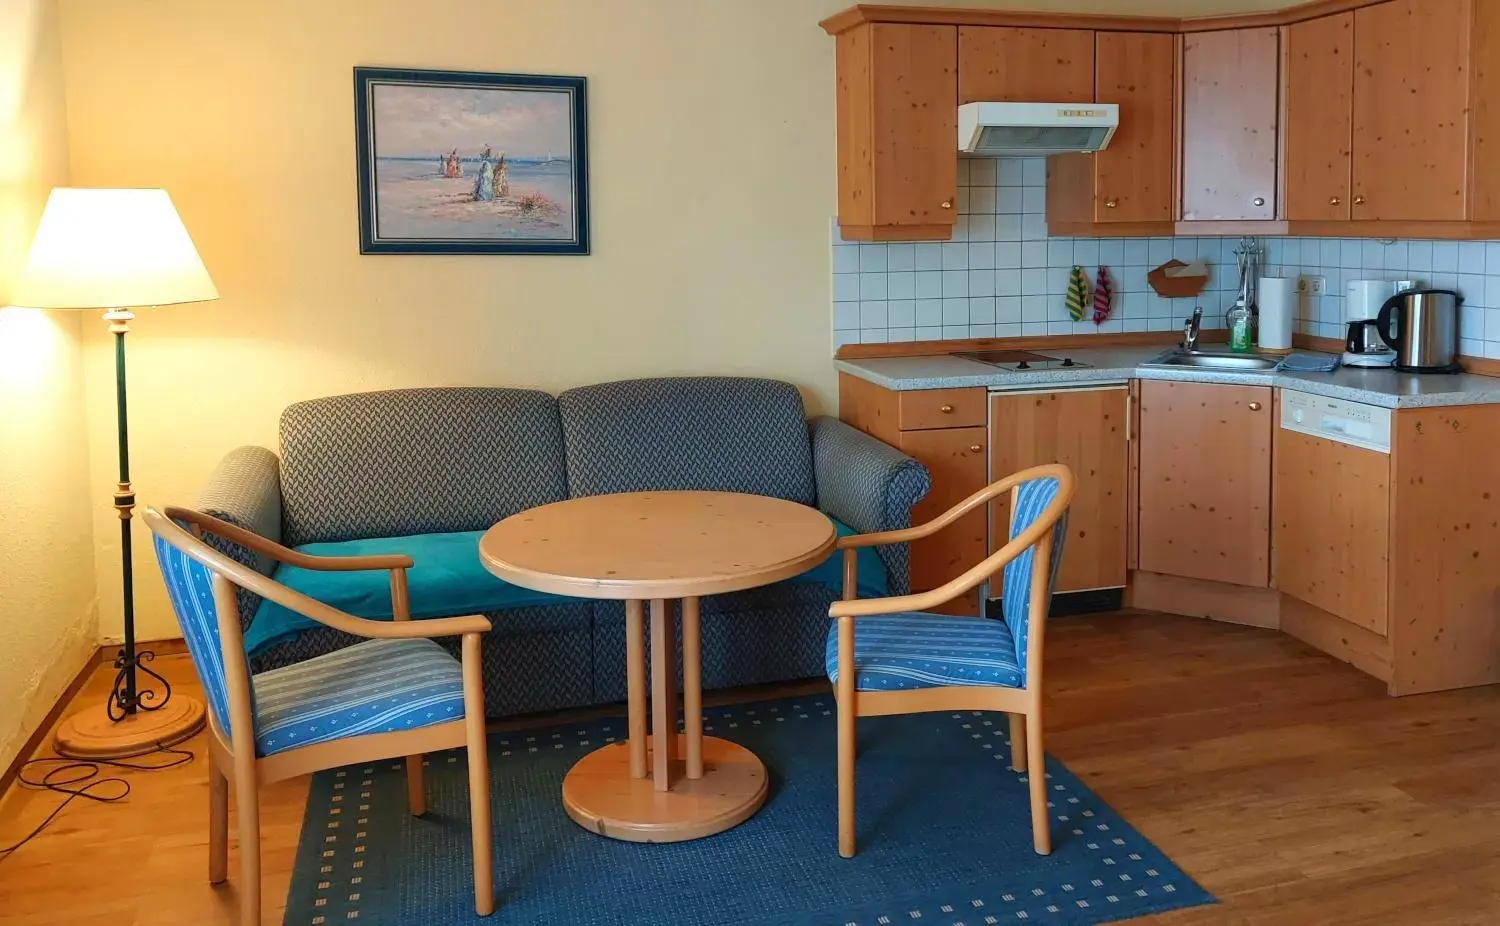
[14, 188, 219, 758]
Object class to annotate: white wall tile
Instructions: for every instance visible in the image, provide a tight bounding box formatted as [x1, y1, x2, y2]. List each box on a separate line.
[941, 242, 969, 270]
[859, 273, 887, 301]
[1460, 241, 1488, 275]
[887, 271, 915, 301]
[996, 159, 1025, 187]
[886, 243, 915, 272]
[968, 242, 996, 270]
[860, 301, 888, 328]
[833, 273, 860, 302]
[916, 299, 943, 327]
[915, 242, 943, 271]
[832, 246, 860, 274]
[969, 298, 996, 324]
[888, 300, 916, 327]
[942, 298, 969, 325]
[995, 242, 1021, 268]
[1432, 241, 1459, 272]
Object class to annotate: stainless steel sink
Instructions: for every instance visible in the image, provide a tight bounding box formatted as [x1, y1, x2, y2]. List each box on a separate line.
[1143, 351, 1280, 371]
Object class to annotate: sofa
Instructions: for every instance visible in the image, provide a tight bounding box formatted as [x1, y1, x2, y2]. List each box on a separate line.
[196, 377, 930, 718]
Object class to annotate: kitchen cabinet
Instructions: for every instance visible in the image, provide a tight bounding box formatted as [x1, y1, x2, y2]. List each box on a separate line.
[958, 26, 1095, 104]
[1351, 0, 1472, 222]
[1180, 28, 1280, 222]
[1281, 12, 1355, 222]
[1273, 428, 1390, 636]
[1137, 380, 1272, 588]
[1046, 31, 1177, 236]
[839, 375, 986, 614]
[833, 23, 958, 241]
[989, 386, 1129, 593]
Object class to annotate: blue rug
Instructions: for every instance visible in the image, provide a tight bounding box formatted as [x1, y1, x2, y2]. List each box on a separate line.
[284, 696, 1212, 925]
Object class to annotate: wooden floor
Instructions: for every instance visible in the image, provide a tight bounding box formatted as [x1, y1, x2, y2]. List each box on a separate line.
[3, 612, 1500, 924]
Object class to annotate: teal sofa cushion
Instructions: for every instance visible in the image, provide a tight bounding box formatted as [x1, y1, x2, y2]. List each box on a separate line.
[245, 520, 888, 655]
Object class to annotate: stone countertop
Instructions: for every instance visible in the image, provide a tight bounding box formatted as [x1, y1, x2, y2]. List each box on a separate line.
[835, 346, 1500, 409]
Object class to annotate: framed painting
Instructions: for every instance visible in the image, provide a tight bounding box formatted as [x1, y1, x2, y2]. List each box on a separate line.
[354, 67, 589, 255]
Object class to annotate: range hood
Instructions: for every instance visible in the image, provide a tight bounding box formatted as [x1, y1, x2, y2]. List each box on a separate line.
[958, 102, 1119, 156]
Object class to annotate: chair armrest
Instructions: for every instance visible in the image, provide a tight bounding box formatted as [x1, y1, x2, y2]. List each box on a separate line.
[179, 509, 415, 573]
[809, 416, 930, 594]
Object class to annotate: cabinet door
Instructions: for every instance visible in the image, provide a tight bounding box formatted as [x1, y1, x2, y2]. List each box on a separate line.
[1282, 13, 1354, 221]
[989, 387, 1129, 593]
[1137, 381, 1273, 587]
[1094, 32, 1176, 224]
[958, 27, 1094, 104]
[898, 426, 988, 615]
[1180, 28, 1280, 221]
[835, 23, 958, 239]
[1352, 0, 1471, 222]
[1273, 428, 1391, 636]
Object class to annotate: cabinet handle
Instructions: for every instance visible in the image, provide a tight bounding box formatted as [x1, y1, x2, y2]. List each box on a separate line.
[1104, 198, 1119, 209]
[969, 444, 984, 454]
[940, 200, 953, 210]
[1248, 402, 1263, 411]
[939, 404, 954, 413]
[1253, 197, 1266, 207]
[1354, 195, 1367, 206]
[1329, 196, 1342, 206]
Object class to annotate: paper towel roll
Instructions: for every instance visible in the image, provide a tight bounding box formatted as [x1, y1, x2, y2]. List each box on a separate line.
[1257, 277, 1296, 351]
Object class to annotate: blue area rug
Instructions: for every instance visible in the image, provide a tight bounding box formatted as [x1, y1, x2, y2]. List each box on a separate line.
[284, 696, 1212, 925]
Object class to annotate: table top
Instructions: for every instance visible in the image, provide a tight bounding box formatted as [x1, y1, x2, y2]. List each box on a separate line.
[478, 491, 838, 600]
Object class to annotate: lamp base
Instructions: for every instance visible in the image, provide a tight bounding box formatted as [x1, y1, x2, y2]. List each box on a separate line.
[53, 696, 206, 759]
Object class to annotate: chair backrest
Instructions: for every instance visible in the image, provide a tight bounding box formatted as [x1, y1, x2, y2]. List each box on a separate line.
[1001, 475, 1070, 681]
[148, 511, 252, 740]
[556, 377, 816, 503]
[278, 387, 570, 545]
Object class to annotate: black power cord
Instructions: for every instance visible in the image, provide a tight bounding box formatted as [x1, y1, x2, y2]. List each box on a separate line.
[0, 744, 194, 862]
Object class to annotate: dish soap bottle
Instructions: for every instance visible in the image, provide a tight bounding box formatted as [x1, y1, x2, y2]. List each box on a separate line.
[1227, 303, 1253, 353]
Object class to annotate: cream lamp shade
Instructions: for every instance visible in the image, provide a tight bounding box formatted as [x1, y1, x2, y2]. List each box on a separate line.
[12, 188, 218, 309]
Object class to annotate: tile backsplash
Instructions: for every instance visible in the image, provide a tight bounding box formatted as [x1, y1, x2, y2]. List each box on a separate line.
[831, 157, 1500, 360]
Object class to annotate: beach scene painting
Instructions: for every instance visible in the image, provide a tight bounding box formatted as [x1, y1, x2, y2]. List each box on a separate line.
[355, 68, 588, 254]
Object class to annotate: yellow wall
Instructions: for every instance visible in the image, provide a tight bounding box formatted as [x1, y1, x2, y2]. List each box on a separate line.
[0, 0, 97, 771]
[56, 0, 1291, 642]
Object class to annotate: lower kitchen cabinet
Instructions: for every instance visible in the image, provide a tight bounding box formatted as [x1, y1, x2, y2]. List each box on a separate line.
[1273, 426, 1390, 636]
[1136, 380, 1273, 587]
[989, 385, 1129, 593]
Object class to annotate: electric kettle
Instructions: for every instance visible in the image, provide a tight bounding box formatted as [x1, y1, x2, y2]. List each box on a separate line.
[1375, 289, 1463, 373]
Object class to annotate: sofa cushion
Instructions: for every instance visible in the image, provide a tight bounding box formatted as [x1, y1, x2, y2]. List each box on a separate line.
[557, 377, 816, 503]
[279, 387, 569, 545]
[245, 520, 886, 656]
[245, 531, 579, 654]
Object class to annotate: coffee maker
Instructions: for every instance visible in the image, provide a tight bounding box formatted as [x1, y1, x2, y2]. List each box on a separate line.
[1343, 279, 1403, 368]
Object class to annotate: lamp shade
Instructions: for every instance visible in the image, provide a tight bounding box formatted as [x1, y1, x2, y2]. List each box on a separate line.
[11, 188, 218, 309]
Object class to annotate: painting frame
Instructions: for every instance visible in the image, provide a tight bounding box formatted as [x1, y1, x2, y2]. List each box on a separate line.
[354, 66, 589, 255]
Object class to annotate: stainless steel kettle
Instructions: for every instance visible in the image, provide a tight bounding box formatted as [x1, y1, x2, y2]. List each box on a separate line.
[1375, 289, 1463, 373]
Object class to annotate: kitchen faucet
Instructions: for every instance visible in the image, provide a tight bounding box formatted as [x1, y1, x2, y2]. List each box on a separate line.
[1182, 306, 1203, 351]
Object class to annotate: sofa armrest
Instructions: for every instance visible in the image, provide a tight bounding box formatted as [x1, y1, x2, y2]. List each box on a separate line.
[809, 416, 930, 595]
[197, 446, 283, 629]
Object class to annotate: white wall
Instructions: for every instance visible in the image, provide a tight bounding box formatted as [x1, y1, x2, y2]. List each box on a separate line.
[0, 0, 97, 772]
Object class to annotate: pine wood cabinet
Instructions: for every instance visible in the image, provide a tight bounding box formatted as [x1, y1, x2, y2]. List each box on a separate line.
[833, 23, 958, 241]
[1046, 31, 1177, 236]
[1180, 28, 1280, 222]
[1137, 380, 1273, 588]
[839, 374, 986, 615]
[989, 386, 1129, 593]
[958, 26, 1095, 104]
[1351, 0, 1472, 222]
[1282, 12, 1355, 221]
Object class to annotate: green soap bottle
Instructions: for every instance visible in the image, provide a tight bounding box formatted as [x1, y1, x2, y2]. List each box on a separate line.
[1227, 304, 1253, 353]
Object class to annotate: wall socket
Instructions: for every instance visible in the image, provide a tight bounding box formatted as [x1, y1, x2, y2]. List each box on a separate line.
[1297, 275, 1327, 296]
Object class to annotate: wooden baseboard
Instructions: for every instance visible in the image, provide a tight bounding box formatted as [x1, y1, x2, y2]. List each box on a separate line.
[1280, 595, 1393, 685]
[1, 646, 101, 798]
[1127, 570, 1282, 629]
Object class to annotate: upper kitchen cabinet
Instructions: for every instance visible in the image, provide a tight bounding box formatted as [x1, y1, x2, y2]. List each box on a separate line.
[832, 23, 958, 241]
[1282, 12, 1355, 222]
[1180, 28, 1280, 223]
[958, 27, 1095, 104]
[1047, 31, 1177, 236]
[1351, 0, 1472, 223]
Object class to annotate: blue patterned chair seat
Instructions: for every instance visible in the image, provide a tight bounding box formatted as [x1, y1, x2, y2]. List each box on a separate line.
[251, 638, 465, 756]
[825, 614, 1023, 691]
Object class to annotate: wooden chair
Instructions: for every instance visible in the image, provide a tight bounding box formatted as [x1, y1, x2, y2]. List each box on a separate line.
[827, 463, 1075, 859]
[144, 506, 495, 923]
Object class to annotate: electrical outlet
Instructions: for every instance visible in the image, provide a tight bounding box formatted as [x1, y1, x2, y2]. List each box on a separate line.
[1299, 275, 1327, 296]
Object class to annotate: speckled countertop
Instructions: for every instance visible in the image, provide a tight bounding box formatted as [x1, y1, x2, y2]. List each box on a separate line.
[835, 346, 1500, 409]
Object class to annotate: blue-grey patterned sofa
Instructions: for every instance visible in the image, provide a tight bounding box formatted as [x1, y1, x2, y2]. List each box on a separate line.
[196, 378, 929, 718]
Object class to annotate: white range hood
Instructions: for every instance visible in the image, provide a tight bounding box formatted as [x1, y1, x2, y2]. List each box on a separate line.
[958, 101, 1119, 157]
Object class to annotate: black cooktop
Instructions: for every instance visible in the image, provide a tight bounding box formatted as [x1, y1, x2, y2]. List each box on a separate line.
[954, 350, 1090, 371]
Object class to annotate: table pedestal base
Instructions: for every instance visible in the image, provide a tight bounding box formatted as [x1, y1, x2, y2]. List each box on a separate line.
[561, 734, 768, 843]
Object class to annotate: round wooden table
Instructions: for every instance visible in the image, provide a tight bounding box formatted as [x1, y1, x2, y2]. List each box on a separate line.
[479, 490, 836, 842]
